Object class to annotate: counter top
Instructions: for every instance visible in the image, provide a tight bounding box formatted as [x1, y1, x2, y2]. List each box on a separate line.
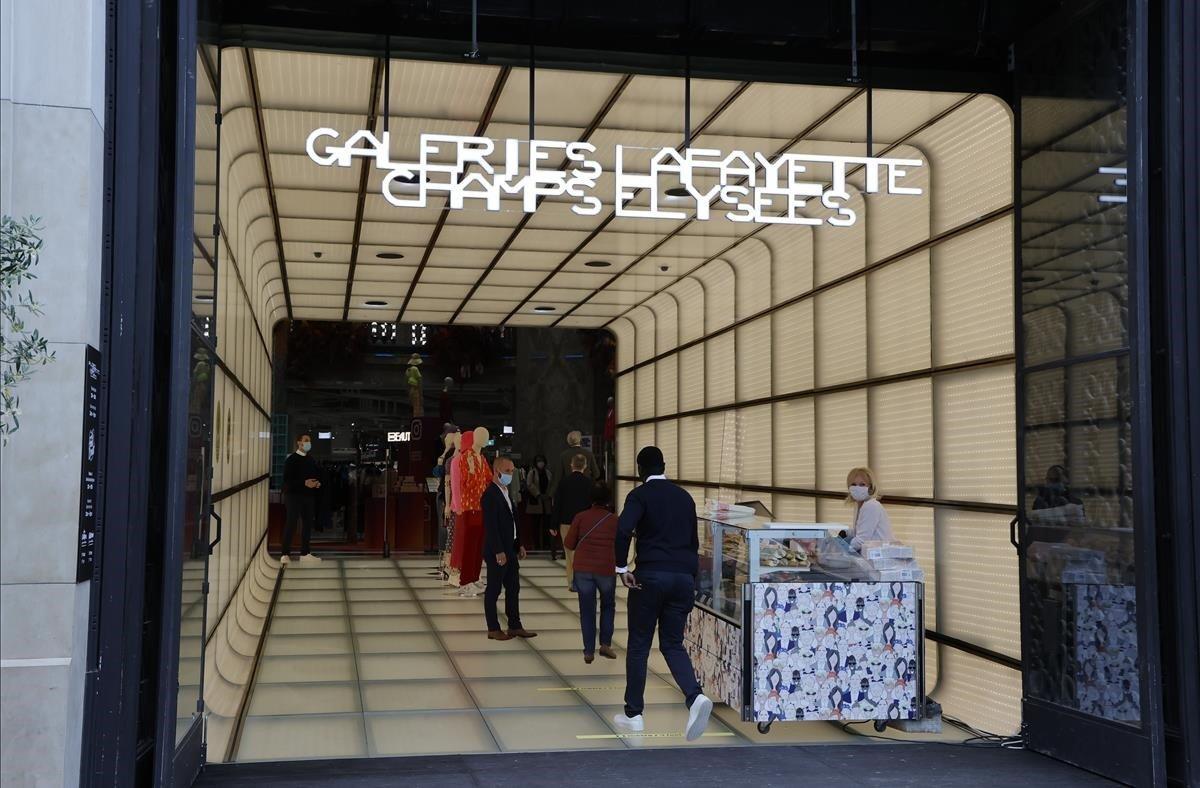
[697, 508, 847, 537]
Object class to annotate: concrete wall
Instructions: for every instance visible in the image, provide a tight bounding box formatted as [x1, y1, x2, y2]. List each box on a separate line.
[0, 0, 106, 785]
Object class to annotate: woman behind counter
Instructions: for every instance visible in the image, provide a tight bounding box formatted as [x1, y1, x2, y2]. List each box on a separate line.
[846, 466, 894, 550]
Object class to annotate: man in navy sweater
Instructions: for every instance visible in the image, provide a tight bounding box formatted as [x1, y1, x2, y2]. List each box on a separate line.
[612, 446, 712, 741]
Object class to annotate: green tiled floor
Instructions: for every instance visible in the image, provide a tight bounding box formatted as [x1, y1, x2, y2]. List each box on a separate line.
[228, 557, 861, 762]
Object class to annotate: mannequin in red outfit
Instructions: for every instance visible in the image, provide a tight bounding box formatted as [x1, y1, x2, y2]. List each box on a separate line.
[452, 426, 492, 596]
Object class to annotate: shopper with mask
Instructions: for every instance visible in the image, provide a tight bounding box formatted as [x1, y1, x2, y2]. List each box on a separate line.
[281, 433, 323, 565]
[480, 456, 537, 641]
[612, 445, 713, 742]
[845, 466, 894, 551]
[525, 454, 554, 556]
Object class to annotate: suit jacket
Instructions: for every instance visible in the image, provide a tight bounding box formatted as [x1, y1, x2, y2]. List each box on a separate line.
[551, 446, 599, 496]
[554, 471, 593, 527]
[482, 482, 520, 559]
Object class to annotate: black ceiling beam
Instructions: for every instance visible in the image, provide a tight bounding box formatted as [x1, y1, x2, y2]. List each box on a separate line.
[396, 66, 512, 323]
[447, 72, 634, 325]
[551, 86, 866, 327]
[342, 58, 386, 319]
[502, 80, 751, 325]
[244, 48, 293, 320]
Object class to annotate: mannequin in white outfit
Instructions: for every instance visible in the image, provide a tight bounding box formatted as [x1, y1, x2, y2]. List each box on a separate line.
[845, 466, 894, 550]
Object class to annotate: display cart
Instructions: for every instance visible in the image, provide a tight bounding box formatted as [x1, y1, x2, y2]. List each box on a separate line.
[684, 508, 926, 734]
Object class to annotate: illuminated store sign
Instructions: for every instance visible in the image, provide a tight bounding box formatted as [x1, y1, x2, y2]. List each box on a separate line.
[387, 431, 411, 443]
[305, 130, 923, 227]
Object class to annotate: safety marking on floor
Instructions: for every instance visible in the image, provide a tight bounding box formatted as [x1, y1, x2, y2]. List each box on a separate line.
[576, 732, 737, 740]
[538, 685, 678, 692]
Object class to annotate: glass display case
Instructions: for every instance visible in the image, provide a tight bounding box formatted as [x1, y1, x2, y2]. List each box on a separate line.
[695, 510, 843, 619]
[686, 505, 926, 729]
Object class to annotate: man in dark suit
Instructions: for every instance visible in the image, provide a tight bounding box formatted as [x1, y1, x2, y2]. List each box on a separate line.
[481, 456, 537, 641]
[612, 445, 712, 741]
[555, 453, 594, 592]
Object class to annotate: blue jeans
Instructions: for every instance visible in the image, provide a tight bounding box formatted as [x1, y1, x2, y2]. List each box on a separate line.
[574, 572, 616, 654]
[624, 570, 702, 717]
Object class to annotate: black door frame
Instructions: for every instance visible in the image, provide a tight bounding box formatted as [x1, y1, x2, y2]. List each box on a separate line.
[80, 0, 1195, 784]
[79, 0, 199, 783]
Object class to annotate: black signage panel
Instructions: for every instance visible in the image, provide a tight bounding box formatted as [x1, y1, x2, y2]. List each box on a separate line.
[76, 345, 101, 582]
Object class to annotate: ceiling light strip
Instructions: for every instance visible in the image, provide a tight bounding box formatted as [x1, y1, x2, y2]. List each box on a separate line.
[502, 79, 751, 325]
[551, 86, 866, 326]
[245, 48, 293, 321]
[396, 66, 512, 323]
[446, 73, 635, 325]
[342, 57, 388, 320]
[588, 92, 981, 331]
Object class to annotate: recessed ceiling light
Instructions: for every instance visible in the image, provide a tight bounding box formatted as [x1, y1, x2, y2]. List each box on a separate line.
[533, 305, 556, 313]
[365, 299, 389, 307]
[1021, 274, 1045, 283]
[376, 251, 405, 260]
[664, 186, 690, 198]
[584, 260, 612, 268]
[194, 294, 214, 302]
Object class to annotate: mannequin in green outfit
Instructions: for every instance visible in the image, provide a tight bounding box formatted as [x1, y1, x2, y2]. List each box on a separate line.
[407, 353, 424, 417]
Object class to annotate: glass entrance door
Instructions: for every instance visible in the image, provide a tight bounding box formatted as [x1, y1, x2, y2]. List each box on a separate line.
[1016, 0, 1164, 783]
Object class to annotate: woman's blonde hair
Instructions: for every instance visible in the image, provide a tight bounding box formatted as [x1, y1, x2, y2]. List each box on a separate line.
[845, 466, 880, 503]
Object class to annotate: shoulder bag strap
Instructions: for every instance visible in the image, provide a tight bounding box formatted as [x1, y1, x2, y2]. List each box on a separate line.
[576, 512, 613, 545]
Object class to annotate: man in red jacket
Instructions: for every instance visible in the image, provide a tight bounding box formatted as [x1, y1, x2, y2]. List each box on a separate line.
[564, 482, 619, 663]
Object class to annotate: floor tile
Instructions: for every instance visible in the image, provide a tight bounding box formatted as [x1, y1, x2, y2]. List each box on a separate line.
[264, 634, 353, 657]
[467, 677, 587, 709]
[270, 616, 349, 636]
[430, 614, 487, 633]
[522, 629, 587, 651]
[273, 601, 348, 618]
[237, 714, 366, 762]
[482, 707, 619, 751]
[256, 654, 357, 684]
[367, 710, 497, 756]
[347, 588, 413, 601]
[353, 615, 429, 633]
[361, 680, 474, 712]
[345, 578, 406, 590]
[247, 683, 361, 716]
[420, 599, 489, 616]
[451, 651, 553, 679]
[275, 589, 345, 604]
[438, 631, 522, 652]
[351, 600, 421, 617]
[355, 632, 441, 654]
[357, 652, 458, 681]
[541, 649, 626, 676]
[561, 674, 684, 707]
[594, 704, 743, 748]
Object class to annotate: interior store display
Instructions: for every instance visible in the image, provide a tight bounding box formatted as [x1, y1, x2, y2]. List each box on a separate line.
[406, 353, 424, 417]
[450, 427, 492, 592]
[683, 506, 927, 733]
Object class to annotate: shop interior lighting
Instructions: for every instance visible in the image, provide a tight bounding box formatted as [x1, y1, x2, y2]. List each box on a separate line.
[194, 294, 214, 302]
[365, 299, 389, 307]
[410, 323, 428, 346]
[533, 305, 556, 312]
[584, 260, 612, 268]
[376, 251, 405, 260]
[318, 431, 333, 439]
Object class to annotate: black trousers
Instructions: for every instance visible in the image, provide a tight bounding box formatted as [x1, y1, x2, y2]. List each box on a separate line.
[484, 554, 523, 632]
[624, 570, 702, 717]
[282, 493, 315, 556]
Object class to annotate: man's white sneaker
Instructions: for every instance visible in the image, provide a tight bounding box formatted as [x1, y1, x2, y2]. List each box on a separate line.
[298, 553, 322, 565]
[685, 694, 713, 741]
[279, 555, 290, 565]
[612, 713, 644, 733]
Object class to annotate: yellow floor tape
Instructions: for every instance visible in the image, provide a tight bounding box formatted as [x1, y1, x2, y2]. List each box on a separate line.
[577, 732, 737, 740]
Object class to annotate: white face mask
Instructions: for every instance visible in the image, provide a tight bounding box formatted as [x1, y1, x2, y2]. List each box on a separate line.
[300, 442, 312, 453]
[849, 484, 871, 502]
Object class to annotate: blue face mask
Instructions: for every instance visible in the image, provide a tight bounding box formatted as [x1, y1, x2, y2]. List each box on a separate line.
[499, 472, 513, 486]
[301, 442, 312, 453]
